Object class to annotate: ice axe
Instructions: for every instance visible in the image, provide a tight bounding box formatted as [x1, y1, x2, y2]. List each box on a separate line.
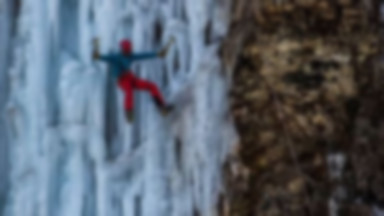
[158, 37, 175, 58]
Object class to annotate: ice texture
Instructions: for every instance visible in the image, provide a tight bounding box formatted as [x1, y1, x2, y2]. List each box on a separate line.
[4, 0, 235, 216]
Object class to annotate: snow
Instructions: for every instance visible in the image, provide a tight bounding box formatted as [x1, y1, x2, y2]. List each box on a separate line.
[4, 0, 234, 216]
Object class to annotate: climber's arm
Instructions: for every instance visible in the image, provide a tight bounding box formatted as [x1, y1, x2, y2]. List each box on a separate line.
[97, 54, 123, 77]
[130, 52, 159, 62]
[99, 54, 117, 64]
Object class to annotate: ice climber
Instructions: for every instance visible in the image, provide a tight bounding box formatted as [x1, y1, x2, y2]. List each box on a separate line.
[93, 38, 174, 122]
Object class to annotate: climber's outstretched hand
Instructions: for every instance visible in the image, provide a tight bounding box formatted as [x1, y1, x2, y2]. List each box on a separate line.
[158, 37, 175, 58]
[92, 38, 100, 60]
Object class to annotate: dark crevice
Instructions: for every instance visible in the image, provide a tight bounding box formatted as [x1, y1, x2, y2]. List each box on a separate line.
[204, 21, 213, 45]
[283, 71, 325, 90]
[154, 20, 163, 45]
[173, 49, 180, 73]
[134, 195, 142, 216]
[175, 137, 183, 170]
[105, 74, 119, 161]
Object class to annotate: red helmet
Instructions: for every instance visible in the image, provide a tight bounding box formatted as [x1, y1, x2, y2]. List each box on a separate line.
[120, 39, 132, 54]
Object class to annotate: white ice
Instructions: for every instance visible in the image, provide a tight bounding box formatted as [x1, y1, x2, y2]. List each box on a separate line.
[3, 0, 235, 216]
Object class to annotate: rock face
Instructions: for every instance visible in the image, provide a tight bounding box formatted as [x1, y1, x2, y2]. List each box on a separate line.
[224, 0, 383, 215]
[3, 0, 235, 216]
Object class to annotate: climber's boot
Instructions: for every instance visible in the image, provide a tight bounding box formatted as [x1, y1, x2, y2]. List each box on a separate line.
[159, 104, 174, 116]
[154, 98, 173, 116]
[125, 110, 134, 122]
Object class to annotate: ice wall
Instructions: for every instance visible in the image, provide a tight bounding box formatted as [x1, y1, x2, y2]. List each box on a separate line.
[5, 0, 234, 216]
[0, 0, 13, 213]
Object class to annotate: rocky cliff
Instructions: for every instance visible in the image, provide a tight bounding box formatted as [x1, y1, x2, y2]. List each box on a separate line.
[224, 0, 384, 215]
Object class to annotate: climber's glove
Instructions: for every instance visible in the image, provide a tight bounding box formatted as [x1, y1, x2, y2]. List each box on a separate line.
[158, 48, 167, 58]
[92, 50, 100, 60]
[92, 38, 100, 60]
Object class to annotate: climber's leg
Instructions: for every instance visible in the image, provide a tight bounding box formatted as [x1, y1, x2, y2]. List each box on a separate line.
[117, 72, 135, 122]
[132, 76, 166, 108]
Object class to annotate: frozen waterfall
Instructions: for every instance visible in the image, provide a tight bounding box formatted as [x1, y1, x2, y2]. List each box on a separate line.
[3, 0, 235, 216]
[0, 0, 12, 213]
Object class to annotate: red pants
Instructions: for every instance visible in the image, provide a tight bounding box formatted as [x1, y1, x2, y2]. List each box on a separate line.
[117, 72, 165, 111]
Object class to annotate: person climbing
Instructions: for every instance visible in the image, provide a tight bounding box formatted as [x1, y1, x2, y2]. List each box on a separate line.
[92, 38, 174, 122]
